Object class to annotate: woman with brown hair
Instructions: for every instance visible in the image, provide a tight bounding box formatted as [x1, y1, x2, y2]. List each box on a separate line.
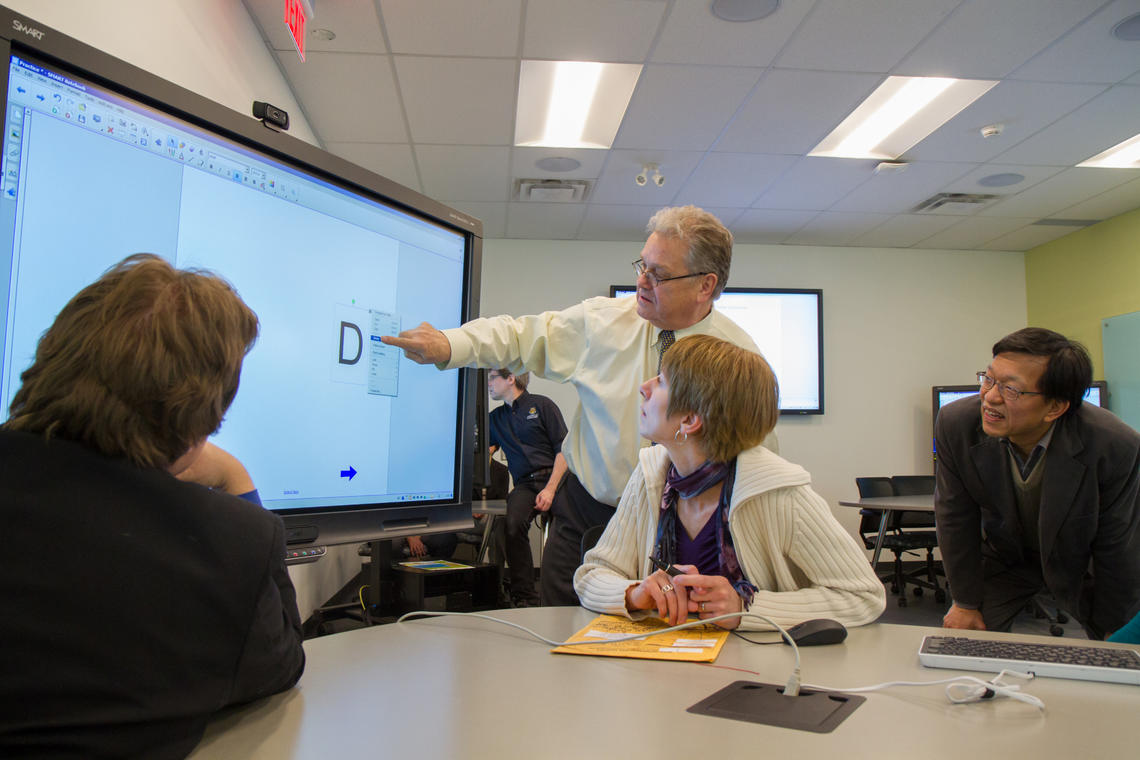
[574, 334, 885, 630]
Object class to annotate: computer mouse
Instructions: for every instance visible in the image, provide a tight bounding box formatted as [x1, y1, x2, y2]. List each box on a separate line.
[783, 618, 848, 646]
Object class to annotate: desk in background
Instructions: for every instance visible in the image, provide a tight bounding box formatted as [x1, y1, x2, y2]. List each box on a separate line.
[189, 607, 1137, 759]
[839, 494, 934, 570]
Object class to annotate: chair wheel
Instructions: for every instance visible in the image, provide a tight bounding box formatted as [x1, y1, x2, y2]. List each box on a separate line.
[1050, 625, 1064, 637]
[897, 596, 908, 607]
[1057, 612, 1069, 624]
[935, 589, 947, 603]
[913, 587, 923, 597]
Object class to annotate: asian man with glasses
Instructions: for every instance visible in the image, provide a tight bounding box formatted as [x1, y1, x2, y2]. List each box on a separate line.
[934, 327, 1140, 639]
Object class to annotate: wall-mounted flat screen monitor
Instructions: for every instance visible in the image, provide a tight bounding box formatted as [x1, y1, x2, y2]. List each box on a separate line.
[0, 8, 484, 549]
[610, 286, 824, 415]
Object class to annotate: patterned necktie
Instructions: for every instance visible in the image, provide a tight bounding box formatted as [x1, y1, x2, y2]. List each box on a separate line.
[657, 329, 675, 373]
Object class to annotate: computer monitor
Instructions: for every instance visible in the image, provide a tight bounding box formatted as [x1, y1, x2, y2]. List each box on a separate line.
[610, 286, 824, 415]
[0, 8, 483, 549]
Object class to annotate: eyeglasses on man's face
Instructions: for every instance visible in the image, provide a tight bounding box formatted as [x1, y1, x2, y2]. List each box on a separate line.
[631, 258, 709, 289]
[977, 371, 1043, 403]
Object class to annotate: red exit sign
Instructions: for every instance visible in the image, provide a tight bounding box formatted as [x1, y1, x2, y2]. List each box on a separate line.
[284, 0, 310, 61]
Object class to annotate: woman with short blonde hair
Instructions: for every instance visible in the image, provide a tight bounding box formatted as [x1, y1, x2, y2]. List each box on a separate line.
[575, 335, 885, 630]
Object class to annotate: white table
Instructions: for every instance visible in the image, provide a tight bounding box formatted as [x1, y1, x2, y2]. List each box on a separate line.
[188, 607, 1139, 759]
[839, 494, 935, 570]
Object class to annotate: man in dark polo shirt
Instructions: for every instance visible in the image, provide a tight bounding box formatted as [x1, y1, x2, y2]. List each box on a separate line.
[488, 368, 569, 607]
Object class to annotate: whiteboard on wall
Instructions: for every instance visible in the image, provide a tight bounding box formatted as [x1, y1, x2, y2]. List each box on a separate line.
[1103, 311, 1140, 432]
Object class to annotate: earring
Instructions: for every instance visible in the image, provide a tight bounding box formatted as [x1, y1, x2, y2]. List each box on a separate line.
[674, 428, 688, 443]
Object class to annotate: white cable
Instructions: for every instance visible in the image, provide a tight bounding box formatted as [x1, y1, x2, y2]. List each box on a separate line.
[397, 609, 803, 695]
[804, 669, 1045, 710]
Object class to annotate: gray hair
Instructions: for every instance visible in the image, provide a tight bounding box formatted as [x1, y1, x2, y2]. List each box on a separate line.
[646, 205, 733, 298]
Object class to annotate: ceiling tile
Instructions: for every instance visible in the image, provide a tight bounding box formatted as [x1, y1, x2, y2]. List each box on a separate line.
[981, 223, 1080, 251]
[751, 157, 873, 210]
[993, 84, 1140, 166]
[578, 204, 664, 241]
[651, 0, 815, 66]
[731, 209, 818, 243]
[274, 51, 407, 142]
[380, 0, 521, 57]
[1012, 0, 1140, 84]
[439, 201, 507, 238]
[506, 203, 587, 239]
[777, 0, 958, 72]
[715, 69, 882, 154]
[852, 213, 963, 248]
[935, 163, 1065, 212]
[415, 146, 511, 201]
[394, 57, 516, 145]
[896, 0, 1101, 78]
[979, 167, 1140, 218]
[672, 153, 798, 208]
[785, 212, 892, 245]
[914, 216, 1038, 249]
[244, 0, 388, 54]
[614, 65, 761, 151]
[509, 148, 609, 180]
[325, 142, 421, 192]
[588, 149, 704, 204]
[905, 81, 1106, 163]
[830, 162, 975, 214]
[523, 0, 665, 62]
[1049, 176, 1140, 220]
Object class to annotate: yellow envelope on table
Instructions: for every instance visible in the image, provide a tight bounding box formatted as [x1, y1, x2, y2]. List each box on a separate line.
[551, 614, 729, 662]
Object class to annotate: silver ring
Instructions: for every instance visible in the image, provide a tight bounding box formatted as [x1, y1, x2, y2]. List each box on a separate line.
[699, 602, 706, 612]
[661, 583, 674, 594]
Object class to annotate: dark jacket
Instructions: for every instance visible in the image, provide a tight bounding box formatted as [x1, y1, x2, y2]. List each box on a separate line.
[934, 396, 1140, 637]
[0, 430, 305, 759]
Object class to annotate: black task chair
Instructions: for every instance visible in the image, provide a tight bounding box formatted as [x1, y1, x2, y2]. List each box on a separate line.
[856, 476, 946, 607]
[580, 524, 605, 564]
[886, 476, 945, 606]
[856, 476, 900, 590]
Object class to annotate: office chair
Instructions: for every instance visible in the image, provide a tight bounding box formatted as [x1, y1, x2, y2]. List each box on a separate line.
[856, 477, 946, 607]
[1028, 593, 1070, 637]
[887, 476, 945, 606]
[855, 476, 900, 591]
[580, 524, 605, 564]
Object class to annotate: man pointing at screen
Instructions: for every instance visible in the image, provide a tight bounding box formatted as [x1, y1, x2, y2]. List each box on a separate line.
[384, 205, 772, 605]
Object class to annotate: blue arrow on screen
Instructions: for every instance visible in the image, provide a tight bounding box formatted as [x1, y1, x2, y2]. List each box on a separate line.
[340, 466, 357, 481]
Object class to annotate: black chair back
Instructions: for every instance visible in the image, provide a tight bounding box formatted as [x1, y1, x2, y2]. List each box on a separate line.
[891, 475, 934, 495]
[855, 477, 894, 535]
[890, 476, 935, 528]
[580, 524, 605, 563]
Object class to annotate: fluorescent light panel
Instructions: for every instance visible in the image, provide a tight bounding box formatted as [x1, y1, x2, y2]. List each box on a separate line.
[515, 60, 642, 149]
[1078, 132, 1140, 168]
[810, 76, 997, 160]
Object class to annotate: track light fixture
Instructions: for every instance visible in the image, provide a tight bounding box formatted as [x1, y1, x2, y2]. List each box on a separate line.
[635, 163, 665, 187]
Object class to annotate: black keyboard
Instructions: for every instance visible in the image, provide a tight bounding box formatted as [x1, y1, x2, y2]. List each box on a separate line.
[919, 635, 1140, 685]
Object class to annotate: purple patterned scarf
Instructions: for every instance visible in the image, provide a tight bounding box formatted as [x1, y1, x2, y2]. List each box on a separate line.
[653, 458, 757, 606]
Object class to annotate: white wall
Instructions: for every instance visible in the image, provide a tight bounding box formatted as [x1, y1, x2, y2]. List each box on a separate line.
[4, 0, 361, 619]
[478, 238, 1027, 538]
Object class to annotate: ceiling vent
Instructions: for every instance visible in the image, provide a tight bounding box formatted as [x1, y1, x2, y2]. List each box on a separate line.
[911, 192, 1000, 212]
[514, 178, 591, 202]
[1031, 218, 1097, 228]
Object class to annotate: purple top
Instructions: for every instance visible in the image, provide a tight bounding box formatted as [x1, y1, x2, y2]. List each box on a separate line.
[676, 514, 721, 578]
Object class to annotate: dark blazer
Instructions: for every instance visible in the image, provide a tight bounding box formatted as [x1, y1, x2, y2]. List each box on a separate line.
[934, 395, 1140, 637]
[0, 431, 305, 759]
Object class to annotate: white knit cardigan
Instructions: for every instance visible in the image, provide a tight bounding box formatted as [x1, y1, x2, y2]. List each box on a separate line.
[573, 443, 886, 630]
